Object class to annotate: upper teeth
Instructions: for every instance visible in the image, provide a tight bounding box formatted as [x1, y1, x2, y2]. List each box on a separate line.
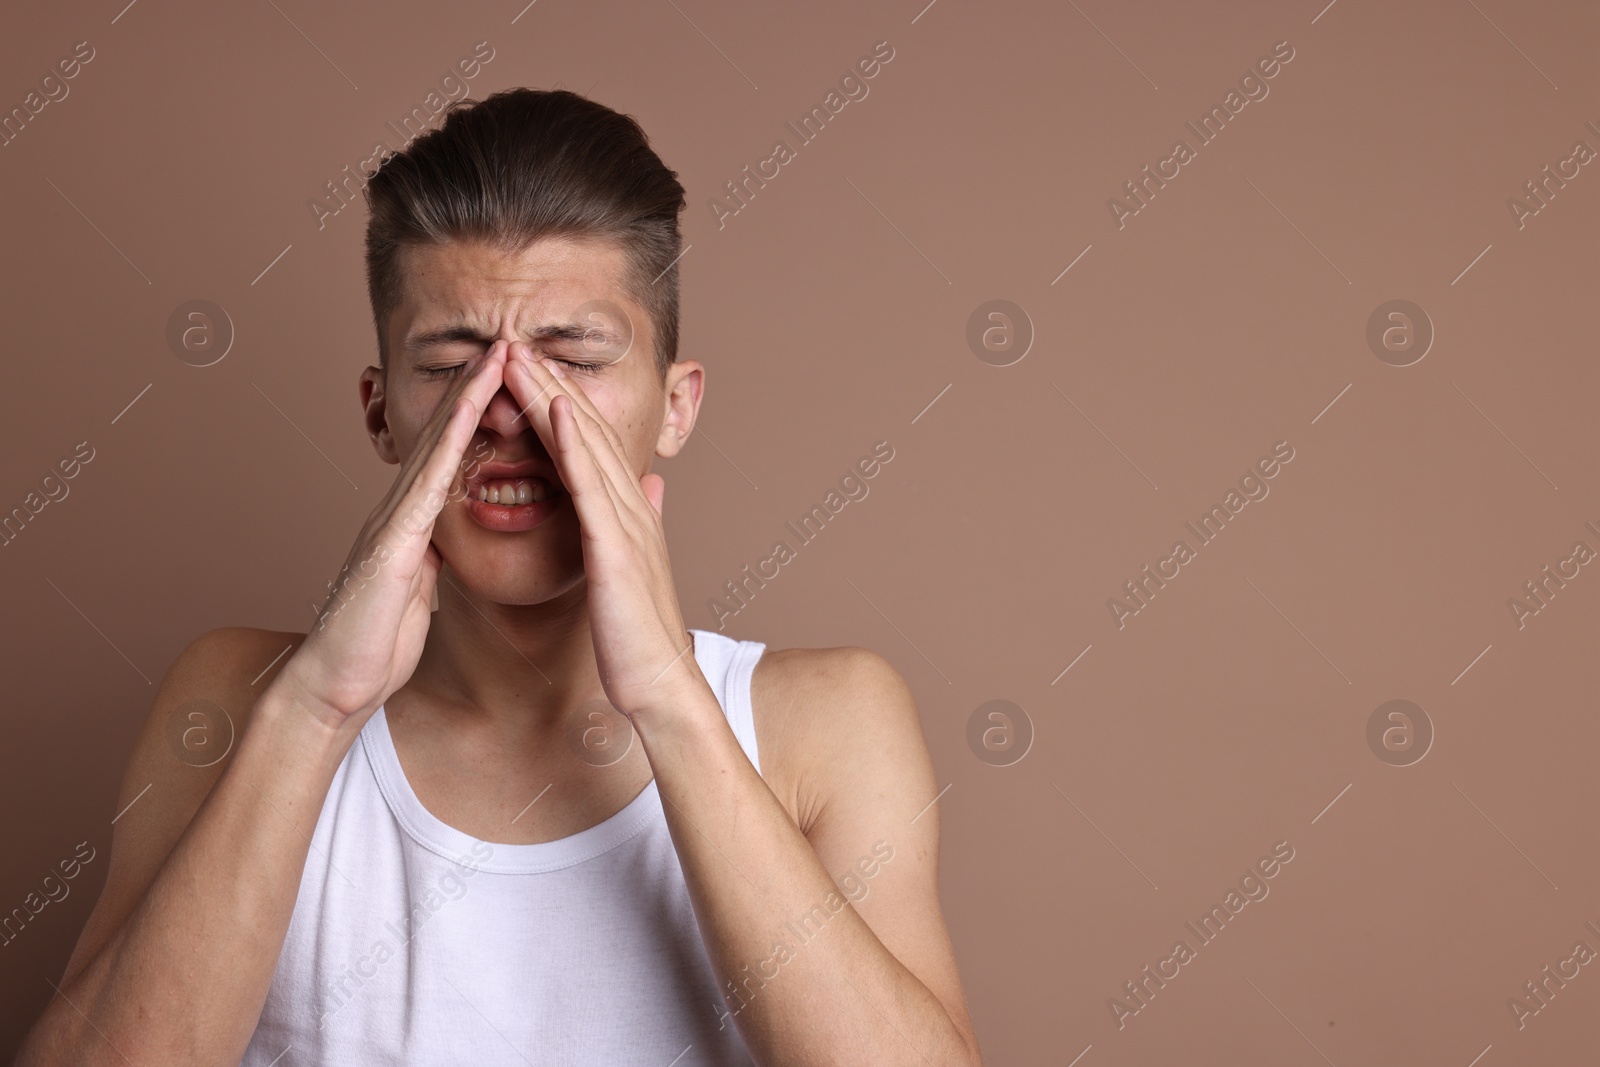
[475, 479, 548, 505]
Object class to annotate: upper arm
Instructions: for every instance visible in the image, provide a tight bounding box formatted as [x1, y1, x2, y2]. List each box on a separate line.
[756, 646, 982, 1062]
[59, 626, 306, 987]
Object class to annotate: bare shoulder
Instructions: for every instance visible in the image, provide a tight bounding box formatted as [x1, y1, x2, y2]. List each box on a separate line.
[749, 644, 982, 1061]
[749, 644, 933, 837]
[130, 626, 310, 775]
[59, 625, 308, 984]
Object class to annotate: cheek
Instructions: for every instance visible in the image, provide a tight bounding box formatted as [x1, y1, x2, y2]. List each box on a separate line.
[586, 394, 649, 462]
[618, 412, 658, 469]
[394, 392, 447, 455]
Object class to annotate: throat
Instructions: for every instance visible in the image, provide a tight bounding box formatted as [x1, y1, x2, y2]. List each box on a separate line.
[385, 701, 655, 846]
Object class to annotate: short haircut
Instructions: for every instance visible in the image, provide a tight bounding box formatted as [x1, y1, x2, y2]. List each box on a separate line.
[363, 88, 686, 379]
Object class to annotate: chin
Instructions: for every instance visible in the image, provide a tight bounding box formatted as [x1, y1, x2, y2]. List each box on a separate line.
[434, 514, 585, 604]
[442, 554, 585, 607]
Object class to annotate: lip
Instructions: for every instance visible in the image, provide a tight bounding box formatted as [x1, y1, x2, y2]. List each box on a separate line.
[463, 489, 565, 532]
[457, 457, 567, 532]
[463, 458, 563, 495]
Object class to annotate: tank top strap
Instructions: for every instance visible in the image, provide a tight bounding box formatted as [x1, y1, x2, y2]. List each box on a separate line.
[689, 628, 766, 775]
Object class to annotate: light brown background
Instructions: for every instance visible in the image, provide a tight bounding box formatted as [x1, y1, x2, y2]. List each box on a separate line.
[2, 0, 1596, 1062]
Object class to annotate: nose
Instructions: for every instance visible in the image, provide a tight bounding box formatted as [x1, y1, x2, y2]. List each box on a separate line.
[479, 375, 528, 436]
[472, 341, 544, 444]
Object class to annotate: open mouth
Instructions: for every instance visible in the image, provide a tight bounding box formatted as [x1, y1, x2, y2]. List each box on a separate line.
[468, 477, 560, 507]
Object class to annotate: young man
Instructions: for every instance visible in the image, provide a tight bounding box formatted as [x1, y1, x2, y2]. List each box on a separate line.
[18, 89, 982, 1066]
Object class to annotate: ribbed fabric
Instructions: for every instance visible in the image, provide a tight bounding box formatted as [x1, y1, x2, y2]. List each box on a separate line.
[239, 628, 766, 1066]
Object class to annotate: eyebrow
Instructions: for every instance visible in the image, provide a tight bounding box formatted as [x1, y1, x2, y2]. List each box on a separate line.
[402, 321, 624, 355]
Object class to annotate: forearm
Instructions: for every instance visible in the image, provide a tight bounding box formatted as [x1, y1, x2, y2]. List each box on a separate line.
[17, 680, 355, 1067]
[635, 687, 974, 1067]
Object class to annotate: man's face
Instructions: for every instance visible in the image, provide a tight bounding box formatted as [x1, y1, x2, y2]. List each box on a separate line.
[359, 234, 702, 605]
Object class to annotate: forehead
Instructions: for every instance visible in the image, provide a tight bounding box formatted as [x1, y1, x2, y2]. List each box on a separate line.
[392, 235, 643, 350]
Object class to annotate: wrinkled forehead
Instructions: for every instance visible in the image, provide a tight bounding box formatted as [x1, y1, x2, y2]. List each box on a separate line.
[393, 236, 641, 359]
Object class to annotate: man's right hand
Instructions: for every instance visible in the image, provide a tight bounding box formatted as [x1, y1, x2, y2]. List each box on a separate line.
[281, 338, 509, 728]
[12, 342, 509, 1067]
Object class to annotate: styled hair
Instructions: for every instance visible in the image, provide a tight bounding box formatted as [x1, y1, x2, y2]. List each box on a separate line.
[363, 88, 686, 379]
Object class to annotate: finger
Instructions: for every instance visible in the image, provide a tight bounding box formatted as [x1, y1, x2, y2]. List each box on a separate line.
[395, 341, 505, 498]
[500, 345, 607, 495]
[500, 345, 562, 456]
[500, 343, 602, 452]
[546, 390, 628, 544]
[374, 340, 505, 521]
[405, 341, 507, 494]
[640, 472, 665, 519]
[407, 538, 439, 606]
[510, 347, 644, 520]
[379, 344, 508, 556]
[520, 359, 637, 528]
[382, 396, 475, 559]
[524, 347, 635, 473]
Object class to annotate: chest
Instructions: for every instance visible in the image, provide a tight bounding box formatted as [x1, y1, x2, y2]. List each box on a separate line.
[386, 670, 808, 842]
[241, 750, 756, 1066]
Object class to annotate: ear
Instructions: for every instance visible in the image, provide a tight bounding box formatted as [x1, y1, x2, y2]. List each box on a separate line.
[359, 365, 400, 464]
[654, 359, 703, 460]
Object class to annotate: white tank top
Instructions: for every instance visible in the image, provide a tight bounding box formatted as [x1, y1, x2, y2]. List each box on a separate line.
[240, 627, 765, 1066]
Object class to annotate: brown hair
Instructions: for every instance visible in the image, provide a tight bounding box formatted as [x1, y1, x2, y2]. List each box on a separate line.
[363, 88, 686, 379]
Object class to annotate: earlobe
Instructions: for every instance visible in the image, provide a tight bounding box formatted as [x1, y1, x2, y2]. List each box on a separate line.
[654, 424, 683, 460]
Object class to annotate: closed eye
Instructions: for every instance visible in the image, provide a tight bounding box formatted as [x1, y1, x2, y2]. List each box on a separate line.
[421, 357, 600, 379]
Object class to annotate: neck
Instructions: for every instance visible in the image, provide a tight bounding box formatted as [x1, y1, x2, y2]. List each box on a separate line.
[406, 570, 606, 736]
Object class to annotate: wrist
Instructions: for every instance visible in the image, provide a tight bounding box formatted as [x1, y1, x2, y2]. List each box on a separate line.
[628, 672, 726, 746]
[252, 675, 366, 773]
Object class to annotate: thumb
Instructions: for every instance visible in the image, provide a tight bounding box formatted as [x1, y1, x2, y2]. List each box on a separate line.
[640, 472, 665, 518]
